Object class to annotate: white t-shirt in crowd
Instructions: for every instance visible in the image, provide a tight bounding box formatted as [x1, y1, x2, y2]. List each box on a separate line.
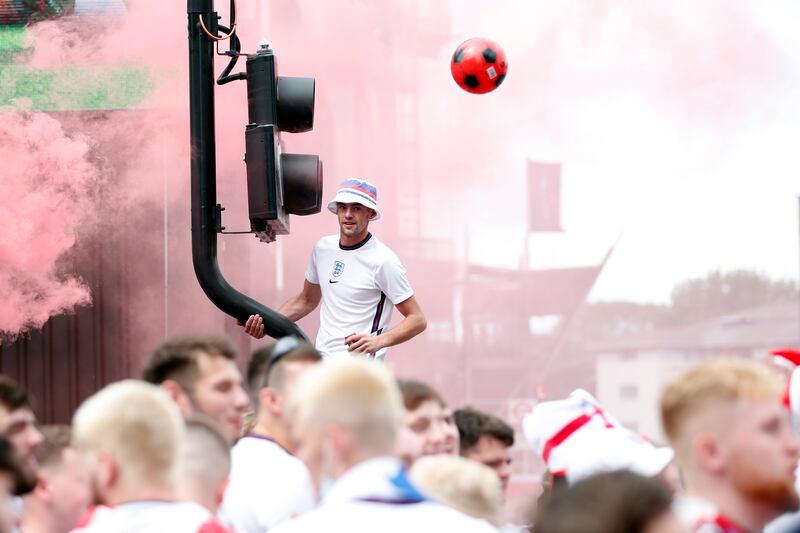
[220, 435, 316, 533]
[70, 500, 229, 533]
[305, 233, 414, 361]
[270, 457, 498, 533]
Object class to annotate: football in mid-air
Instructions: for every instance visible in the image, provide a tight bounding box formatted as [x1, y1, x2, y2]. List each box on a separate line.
[450, 38, 508, 94]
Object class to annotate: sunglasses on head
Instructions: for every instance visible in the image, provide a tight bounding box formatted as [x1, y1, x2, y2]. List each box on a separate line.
[262, 336, 302, 387]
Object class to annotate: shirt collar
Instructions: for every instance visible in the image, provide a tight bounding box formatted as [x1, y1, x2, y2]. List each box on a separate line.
[322, 457, 426, 506]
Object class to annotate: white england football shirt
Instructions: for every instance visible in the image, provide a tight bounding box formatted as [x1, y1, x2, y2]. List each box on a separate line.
[220, 435, 316, 533]
[270, 458, 498, 533]
[304, 233, 414, 361]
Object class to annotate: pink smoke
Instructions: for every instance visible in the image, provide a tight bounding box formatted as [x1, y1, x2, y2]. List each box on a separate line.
[0, 112, 98, 335]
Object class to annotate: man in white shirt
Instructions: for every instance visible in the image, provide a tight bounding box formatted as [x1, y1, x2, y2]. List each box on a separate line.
[270, 359, 498, 533]
[661, 358, 799, 533]
[244, 179, 426, 360]
[221, 340, 320, 532]
[70, 381, 231, 533]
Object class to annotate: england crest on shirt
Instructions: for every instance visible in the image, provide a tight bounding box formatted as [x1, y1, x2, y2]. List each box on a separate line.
[332, 261, 345, 278]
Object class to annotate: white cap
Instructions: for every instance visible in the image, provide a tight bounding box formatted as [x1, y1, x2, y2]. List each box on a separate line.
[523, 389, 673, 482]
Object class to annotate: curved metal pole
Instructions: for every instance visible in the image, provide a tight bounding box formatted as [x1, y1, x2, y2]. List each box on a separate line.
[187, 0, 308, 341]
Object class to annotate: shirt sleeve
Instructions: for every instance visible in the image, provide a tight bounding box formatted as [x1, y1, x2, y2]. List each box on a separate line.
[304, 244, 319, 284]
[376, 254, 414, 305]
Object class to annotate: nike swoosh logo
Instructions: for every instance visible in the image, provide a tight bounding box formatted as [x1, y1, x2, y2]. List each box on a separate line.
[329, 280, 340, 284]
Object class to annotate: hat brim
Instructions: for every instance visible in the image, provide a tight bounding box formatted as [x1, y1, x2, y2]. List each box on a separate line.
[326, 191, 380, 220]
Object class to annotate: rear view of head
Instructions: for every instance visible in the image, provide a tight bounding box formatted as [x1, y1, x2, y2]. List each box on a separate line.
[287, 359, 403, 491]
[410, 454, 503, 526]
[534, 470, 680, 533]
[660, 358, 799, 523]
[143, 336, 249, 441]
[21, 425, 91, 533]
[396, 379, 458, 465]
[257, 342, 321, 414]
[178, 415, 231, 514]
[72, 380, 185, 505]
[454, 407, 514, 492]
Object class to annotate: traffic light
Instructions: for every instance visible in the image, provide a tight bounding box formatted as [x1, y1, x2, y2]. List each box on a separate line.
[244, 42, 323, 242]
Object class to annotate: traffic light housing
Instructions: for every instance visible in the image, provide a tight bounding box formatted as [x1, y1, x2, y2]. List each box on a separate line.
[244, 43, 323, 241]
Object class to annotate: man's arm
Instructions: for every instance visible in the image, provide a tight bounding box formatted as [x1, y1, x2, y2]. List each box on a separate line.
[279, 280, 322, 321]
[243, 280, 321, 339]
[345, 295, 426, 354]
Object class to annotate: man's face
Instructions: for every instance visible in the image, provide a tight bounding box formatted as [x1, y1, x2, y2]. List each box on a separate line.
[336, 203, 372, 240]
[44, 448, 92, 529]
[723, 398, 800, 516]
[463, 435, 513, 492]
[403, 400, 458, 459]
[191, 354, 249, 441]
[0, 406, 42, 483]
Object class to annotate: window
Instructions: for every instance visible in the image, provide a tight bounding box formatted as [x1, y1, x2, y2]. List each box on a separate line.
[620, 384, 638, 400]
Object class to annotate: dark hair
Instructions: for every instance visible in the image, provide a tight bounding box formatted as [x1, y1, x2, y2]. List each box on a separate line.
[533, 470, 673, 533]
[396, 379, 445, 411]
[0, 435, 29, 496]
[37, 425, 72, 468]
[142, 336, 237, 393]
[262, 341, 321, 392]
[454, 407, 514, 453]
[247, 343, 275, 401]
[0, 376, 31, 412]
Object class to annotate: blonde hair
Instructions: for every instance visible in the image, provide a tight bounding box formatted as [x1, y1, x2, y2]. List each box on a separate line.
[660, 358, 783, 448]
[410, 455, 503, 526]
[288, 359, 403, 456]
[73, 380, 184, 489]
[179, 415, 231, 511]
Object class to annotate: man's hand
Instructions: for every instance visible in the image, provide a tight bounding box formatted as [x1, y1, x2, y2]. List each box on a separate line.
[244, 314, 266, 339]
[345, 333, 385, 357]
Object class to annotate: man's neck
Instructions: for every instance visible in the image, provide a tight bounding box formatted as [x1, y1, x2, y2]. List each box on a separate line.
[19, 499, 58, 533]
[686, 481, 777, 532]
[108, 483, 177, 507]
[250, 417, 292, 452]
[339, 230, 370, 248]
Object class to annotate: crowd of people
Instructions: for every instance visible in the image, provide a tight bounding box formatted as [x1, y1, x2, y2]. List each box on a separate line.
[0, 336, 798, 532]
[0, 170, 796, 533]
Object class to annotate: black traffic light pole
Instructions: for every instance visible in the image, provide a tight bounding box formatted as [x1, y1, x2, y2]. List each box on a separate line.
[187, 0, 308, 340]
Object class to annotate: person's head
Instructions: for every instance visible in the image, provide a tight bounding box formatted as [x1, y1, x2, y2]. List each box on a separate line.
[0, 376, 42, 493]
[22, 426, 91, 533]
[246, 343, 275, 406]
[254, 339, 321, 446]
[142, 335, 249, 441]
[454, 407, 514, 492]
[177, 415, 231, 514]
[396, 379, 458, 466]
[325, 179, 380, 242]
[534, 469, 682, 533]
[410, 454, 503, 526]
[72, 380, 185, 505]
[661, 358, 798, 522]
[0, 436, 26, 533]
[287, 359, 402, 493]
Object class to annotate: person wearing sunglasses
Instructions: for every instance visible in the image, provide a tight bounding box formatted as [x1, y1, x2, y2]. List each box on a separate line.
[221, 338, 322, 533]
